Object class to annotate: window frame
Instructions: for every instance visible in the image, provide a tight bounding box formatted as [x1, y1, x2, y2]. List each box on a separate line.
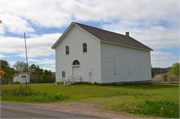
[62, 71, 65, 78]
[82, 43, 87, 53]
[65, 46, 69, 55]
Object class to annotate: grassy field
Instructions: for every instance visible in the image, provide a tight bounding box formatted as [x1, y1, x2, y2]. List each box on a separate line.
[1, 83, 179, 118]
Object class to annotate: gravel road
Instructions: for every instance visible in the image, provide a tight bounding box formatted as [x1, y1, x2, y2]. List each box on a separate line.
[1, 103, 104, 118]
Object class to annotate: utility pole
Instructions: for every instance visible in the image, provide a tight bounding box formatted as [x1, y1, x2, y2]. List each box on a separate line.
[24, 33, 29, 88]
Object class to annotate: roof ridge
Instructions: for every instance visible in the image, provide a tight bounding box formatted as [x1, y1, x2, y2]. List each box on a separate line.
[74, 22, 126, 37]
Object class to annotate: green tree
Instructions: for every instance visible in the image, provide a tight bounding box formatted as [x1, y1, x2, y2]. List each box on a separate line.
[30, 64, 37, 74]
[13, 61, 28, 72]
[171, 63, 179, 77]
[1, 60, 16, 84]
[36, 69, 44, 77]
[151, 67, 156, 78]
[1, 60, 9, 71]
[44, 70, 52, 76]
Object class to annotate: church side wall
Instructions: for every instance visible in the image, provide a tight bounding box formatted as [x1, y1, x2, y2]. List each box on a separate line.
[100, 42, 151, 83]
[55, 26, 101, 83]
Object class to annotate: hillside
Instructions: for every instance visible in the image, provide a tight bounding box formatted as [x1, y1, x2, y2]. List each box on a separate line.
[153, 67, 172, 74]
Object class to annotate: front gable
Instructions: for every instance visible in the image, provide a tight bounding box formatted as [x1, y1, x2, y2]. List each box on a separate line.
[51, 22, 100, 49]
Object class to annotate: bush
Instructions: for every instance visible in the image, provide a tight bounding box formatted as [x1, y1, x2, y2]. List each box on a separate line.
[151, 67, 156, 78]
[171, 63, 179, 77]
[71, 82, 92, 85]
[1, 82, 5, 85]
[167, 72, 179, 81]
[57, 82, 64, 85]
[162, 73, 168, 81]
[14, 81, 21, 84]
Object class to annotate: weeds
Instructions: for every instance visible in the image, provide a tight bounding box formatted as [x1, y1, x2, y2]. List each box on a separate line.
[1, 83, 179, 118]
[1, 85, 70, 103]
[162, 73, 168, 81]
[111, 100, 179, 118]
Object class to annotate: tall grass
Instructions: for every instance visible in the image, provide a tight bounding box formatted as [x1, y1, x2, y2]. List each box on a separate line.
[111, 100, 179, 118]
[1, 85, 70, 103]
[1, 83, 179, 118]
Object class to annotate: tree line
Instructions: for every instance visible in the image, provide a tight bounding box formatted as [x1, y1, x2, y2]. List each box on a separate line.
[161, 63, 179, 81]
[1, 60, 55, 84]
[153, 67, 172, 74]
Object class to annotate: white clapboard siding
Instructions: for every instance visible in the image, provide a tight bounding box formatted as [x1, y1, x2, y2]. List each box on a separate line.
[55, 25, 101, 83]
[100, 42, 151, 83]
[13, 72, 30, 83]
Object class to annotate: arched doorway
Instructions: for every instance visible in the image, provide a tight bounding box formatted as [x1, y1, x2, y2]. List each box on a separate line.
[72, 60, 80, 77]
[73, 60, 80, 65]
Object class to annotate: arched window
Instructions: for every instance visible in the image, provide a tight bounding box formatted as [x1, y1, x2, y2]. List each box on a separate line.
[62, 71, 65, 78]
[83, 43, 87, 53]
[65, 46, 69, 55]
[73, 60, 80, 65]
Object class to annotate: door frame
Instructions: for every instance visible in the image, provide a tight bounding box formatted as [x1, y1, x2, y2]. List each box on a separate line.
[72, 60, 81, 77]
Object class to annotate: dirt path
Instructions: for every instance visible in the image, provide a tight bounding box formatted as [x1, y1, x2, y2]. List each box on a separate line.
[1, 101, 150, 118]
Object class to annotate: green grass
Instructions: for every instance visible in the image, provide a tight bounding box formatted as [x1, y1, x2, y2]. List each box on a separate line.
[1, 85, 70, 103]
[111, 100, 179, 118]
[1, 83, 179, 118]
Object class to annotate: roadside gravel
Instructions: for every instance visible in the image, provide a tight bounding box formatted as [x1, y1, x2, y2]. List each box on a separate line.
[1, 101, 149, 118]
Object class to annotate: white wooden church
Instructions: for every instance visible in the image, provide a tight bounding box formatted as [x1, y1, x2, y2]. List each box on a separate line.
[52, 22, 153, 84]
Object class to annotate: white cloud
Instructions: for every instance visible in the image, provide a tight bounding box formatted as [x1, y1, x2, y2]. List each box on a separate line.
[29, 58, 55, 71]
[2, 2, 72, 29]
[41, 67, 55, 72]
[102, 21, 178, 50]
[1, 0, 179, 69]
[151, 51, 179, 68]
[1, 0, 178, 34]
[1, 13, 35, 34]
[0, 54, 9, 58]
[51, 65, 55, 67]
[1, 33, 61, 57]
[9, 61, 16, 67]
[29, 58, 55, 65]
[28, 59, 39, 62]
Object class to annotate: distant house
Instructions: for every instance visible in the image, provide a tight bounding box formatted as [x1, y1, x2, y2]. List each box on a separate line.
[12, 72, 30, 83]
[51, 22, 153, 84]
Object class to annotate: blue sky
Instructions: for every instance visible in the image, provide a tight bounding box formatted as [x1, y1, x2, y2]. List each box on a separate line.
[0, 0, 179, 72]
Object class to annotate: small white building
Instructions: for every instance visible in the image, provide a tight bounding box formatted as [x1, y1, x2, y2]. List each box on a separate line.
[12, 72, 30, 83]
[51, 22, 153, 84]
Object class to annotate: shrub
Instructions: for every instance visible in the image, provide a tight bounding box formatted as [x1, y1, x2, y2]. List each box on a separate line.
[71, 82, 92, 85]
[151, 67, 156, 78]
[57, 82, 64, 85]
[93, 82, 100, 85]
[171, 63, 179, 77]
[162, 73, 168, 81]
[14, 81, 21, 84]
[167, 72, 179, 81]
